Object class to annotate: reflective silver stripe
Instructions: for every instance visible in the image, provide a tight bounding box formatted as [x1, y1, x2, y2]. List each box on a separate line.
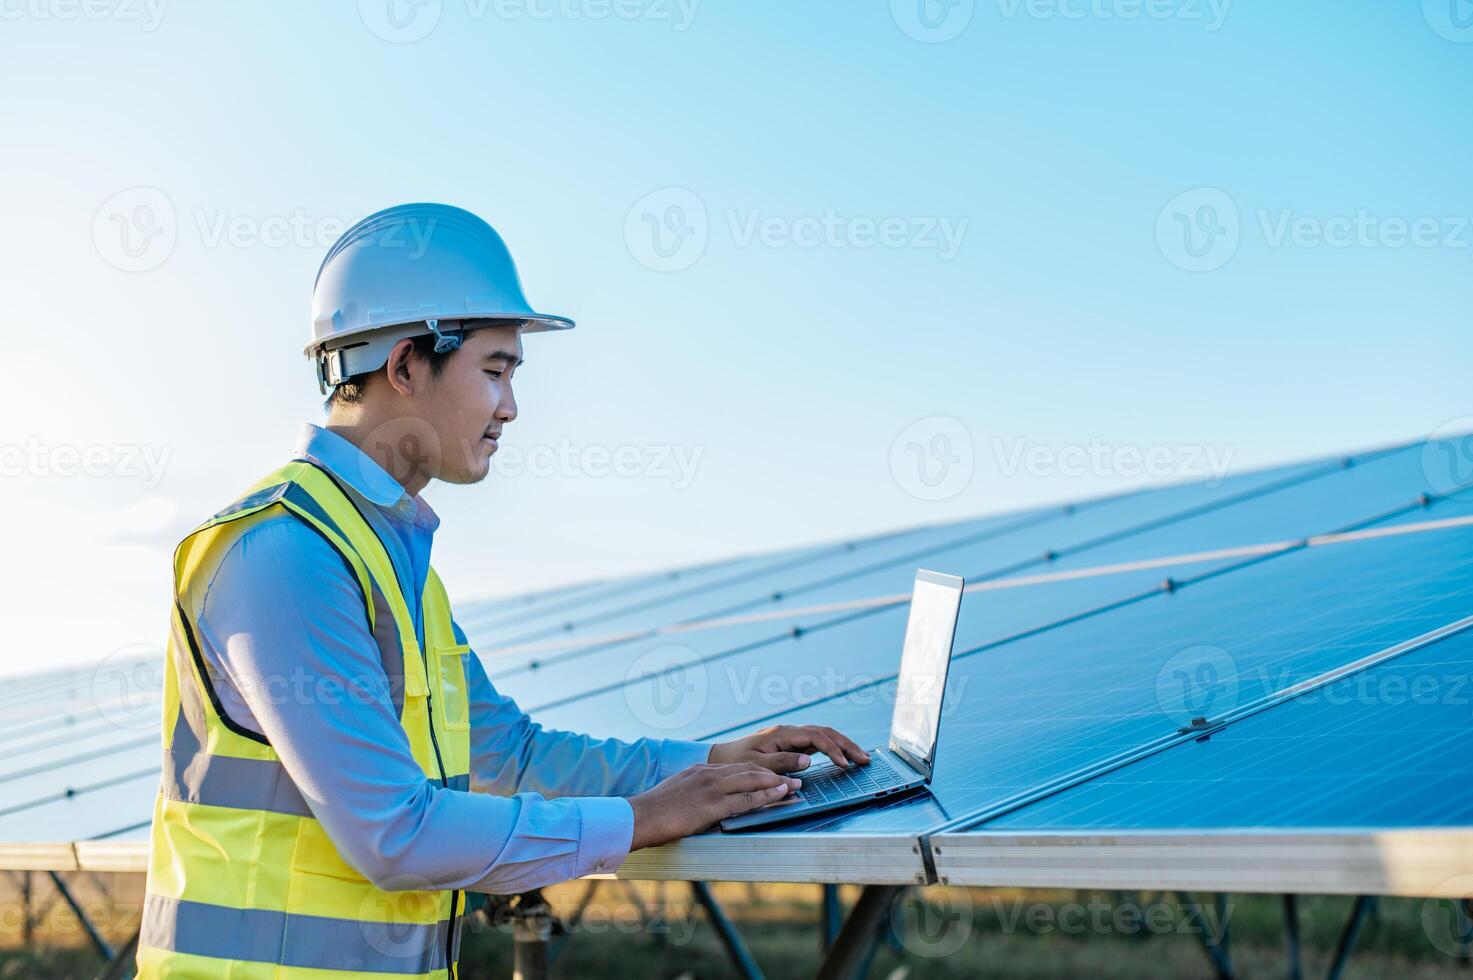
[141, 894, 454, 974]
[162, 740, 468, 814]
[162, 746, 313, 817]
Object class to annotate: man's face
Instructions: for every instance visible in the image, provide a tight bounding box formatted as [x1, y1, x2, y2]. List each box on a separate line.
[415, 324, 523, 485]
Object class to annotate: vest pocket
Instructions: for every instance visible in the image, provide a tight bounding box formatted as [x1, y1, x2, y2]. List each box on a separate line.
[290, 819, 371, 883]
[432, 643, 471, 732]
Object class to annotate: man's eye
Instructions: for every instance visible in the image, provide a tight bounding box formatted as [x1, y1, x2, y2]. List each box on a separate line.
[485, 370, 503, 379]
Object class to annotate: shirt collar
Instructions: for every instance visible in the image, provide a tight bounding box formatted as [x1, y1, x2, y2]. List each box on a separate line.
[292, 423, 439, 530]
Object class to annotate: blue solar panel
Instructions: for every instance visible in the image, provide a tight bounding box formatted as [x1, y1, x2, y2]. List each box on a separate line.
[4, 437, 1469, 852]
[983, 626, 1473, 830]
[469, 444, 1432, 692]
[485, 441, 1445, 725]
[653, 515, 1473, 835]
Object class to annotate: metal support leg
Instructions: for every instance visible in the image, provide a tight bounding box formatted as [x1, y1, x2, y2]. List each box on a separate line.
[815, 884, 906, 980]
[1324, 896, 1376, 980]
[1176, 891, 1233, 980]
[690, 881, 764, 980]
[1283, 894, 1302, 980]
[21, 870, 34, 945]
[48, 871, 113, 960]
[821, 884, 842, 953]
[92, 927, 140, 980]
[547, 879, 601, 966]
[510, 890, 553, 980]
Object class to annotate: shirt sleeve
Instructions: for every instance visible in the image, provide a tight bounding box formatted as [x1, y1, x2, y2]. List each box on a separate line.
[459, 625, 714, 800]
[195, 515, 635, 894]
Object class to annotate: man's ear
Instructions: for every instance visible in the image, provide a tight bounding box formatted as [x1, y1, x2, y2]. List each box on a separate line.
[384, 338, 418, 397]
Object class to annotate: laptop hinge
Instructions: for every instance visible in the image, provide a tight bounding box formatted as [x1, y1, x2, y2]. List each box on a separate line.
[890, 742, 931, 781]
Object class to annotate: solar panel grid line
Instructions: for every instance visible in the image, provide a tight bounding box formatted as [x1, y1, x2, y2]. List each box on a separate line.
[1159, 493, 1446, 597]
[923, 612, 1473, 837]
[475, 441, 1429, 689]
[0, 716, 148, 752]
[458, 540, 828, 633]
[8, 504, 1461, 842]
[482, 509, 1078, 676]
[0, 766, 157, 822]
[0, 437, 1460, 877]
[671, 495, 1473, 837]
[488, 505, 1075, 653]
[690, 584, 1172, 743]
[471, 514, 1001, 637]
[662, 507, 1075, 628]
[520, 472, 1448, 731]
[0, 735, 156, 786]
[490, 454, 1368, 698]
[476, 508, 1473, 665]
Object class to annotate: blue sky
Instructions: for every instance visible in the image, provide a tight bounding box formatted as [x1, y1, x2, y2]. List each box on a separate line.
[1, 0, 1469, 673]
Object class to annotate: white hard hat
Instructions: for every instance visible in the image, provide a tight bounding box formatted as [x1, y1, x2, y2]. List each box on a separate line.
[308, 203, 574, 393]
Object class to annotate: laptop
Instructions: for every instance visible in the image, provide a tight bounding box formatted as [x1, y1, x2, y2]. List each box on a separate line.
[720, 568, 964, 832]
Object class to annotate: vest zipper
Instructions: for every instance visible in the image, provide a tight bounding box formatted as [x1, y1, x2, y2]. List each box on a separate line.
[423, 687, 460, 980]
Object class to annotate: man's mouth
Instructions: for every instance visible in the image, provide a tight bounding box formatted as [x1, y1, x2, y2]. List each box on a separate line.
[482, 429, 500, 450]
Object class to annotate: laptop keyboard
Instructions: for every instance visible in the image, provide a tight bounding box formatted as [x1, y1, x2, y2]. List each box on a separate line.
[797, 753, 906, 803]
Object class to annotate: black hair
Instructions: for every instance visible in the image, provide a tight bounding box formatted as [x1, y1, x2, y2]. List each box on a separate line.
[326, 331, 455, 408]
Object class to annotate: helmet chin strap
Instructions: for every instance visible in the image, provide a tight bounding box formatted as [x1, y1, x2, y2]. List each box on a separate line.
[426, 318, 463, 354]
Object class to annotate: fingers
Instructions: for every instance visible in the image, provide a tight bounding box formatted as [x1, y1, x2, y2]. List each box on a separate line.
[819, 726, 871, 765]
[718, 766, 801, 813]
[757, 751, 813, 774]
[776, 725, 853, 767]
[718, 767, 801, 794]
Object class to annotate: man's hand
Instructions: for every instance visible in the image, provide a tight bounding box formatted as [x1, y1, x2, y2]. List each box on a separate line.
[708, 724, 871, 773]
[628, 763, 802, 849]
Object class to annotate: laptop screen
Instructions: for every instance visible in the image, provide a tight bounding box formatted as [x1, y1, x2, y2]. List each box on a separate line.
[889, 570, 964, 770]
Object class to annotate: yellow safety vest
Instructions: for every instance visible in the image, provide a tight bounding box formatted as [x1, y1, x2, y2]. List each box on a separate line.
[138, 459, 473, 979]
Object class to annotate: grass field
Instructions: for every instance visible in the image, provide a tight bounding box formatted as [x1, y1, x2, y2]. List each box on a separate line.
[2, 875, 1470, 978]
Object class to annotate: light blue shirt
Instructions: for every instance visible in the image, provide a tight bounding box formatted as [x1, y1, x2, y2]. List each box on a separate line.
[190, 423, 712, 894]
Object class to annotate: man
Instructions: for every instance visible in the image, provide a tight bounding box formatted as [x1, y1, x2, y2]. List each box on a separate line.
[138, 202, 870, 978]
